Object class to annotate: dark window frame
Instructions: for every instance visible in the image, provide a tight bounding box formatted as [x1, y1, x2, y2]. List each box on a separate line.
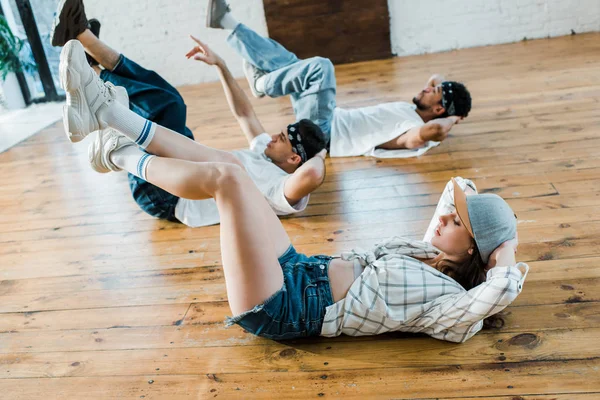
[1, 0, 64, 105]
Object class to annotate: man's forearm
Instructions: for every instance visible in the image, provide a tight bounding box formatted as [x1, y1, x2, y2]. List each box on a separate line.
[438, 117, 457, 134]
[284, 154, 326, 205]
[215, 59, 254, 119]
[302, 154, 326, 185]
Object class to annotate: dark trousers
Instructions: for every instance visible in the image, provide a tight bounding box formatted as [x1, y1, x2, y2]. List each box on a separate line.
[100, 55, 194, 221]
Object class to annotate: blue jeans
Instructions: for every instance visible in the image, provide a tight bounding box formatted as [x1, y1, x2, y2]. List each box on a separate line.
[226, 246, 334, 340]
[227, 23, 336, 139]
[100, 55, 194, 221]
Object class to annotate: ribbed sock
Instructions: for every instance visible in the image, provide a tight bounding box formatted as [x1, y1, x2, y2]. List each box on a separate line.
[110, 145, 155, 180]
[99, 102, 156, 149]
[220, 12, 239, 30]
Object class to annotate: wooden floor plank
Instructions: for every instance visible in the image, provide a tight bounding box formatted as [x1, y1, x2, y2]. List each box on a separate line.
[0, 358, 598, 399]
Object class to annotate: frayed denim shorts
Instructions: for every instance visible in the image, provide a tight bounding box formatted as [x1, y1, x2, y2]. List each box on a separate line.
[225, 245, 334, 340]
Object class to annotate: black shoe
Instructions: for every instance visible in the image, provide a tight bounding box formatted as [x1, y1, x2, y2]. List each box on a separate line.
[86, 18, 101, 67]
[50, 0, 88, 47]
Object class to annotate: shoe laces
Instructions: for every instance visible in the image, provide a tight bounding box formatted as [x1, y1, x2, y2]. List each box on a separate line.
[94, 77, 115, 101]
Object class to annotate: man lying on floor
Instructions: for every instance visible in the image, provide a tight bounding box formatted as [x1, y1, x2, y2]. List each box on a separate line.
[51, 0, 328, 227]
[206, 0, 472, 159]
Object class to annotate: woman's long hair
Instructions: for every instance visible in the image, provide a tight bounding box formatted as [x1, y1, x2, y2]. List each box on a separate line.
[434, 242, 505, 329]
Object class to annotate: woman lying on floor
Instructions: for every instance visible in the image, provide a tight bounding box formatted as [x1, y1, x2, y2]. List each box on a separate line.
[59, 39, 528, 343]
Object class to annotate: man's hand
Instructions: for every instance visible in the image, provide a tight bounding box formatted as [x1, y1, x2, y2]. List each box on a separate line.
[420, 116, 463, 142]
[189, 34, 265, 143]
[448, 115, 463, 125]
[186, 35, 222, 66]
[426, 74, 446, 88]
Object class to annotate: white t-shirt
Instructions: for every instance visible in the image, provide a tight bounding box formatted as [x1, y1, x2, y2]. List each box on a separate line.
[174, 134, 309, 227]
[329, 102, 440, 158]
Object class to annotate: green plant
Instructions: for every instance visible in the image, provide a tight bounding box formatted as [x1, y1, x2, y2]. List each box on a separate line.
[0, 14, 36, 80]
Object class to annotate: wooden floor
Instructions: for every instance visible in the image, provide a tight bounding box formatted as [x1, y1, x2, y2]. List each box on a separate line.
[1, 33, 600, 399]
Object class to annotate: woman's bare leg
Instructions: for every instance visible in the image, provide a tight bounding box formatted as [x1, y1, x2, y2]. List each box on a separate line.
[64, 40, 289, 314]
[144, 125, 242, 166]
[146, 158, 291, 314]
[74, 33, 241, 166]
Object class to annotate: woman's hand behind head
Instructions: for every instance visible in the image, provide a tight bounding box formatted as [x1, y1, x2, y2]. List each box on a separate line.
[486, 232, 518, 270]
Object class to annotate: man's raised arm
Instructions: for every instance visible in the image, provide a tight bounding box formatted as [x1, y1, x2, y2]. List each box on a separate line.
[186, 36, 265, 144]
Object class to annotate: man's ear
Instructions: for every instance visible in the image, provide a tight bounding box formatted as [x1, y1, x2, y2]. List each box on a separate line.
[433, 104, 446, 117]
[288, 153, 302, 166]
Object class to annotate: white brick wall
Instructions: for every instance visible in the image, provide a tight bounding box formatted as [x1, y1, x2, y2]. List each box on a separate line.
[388, 0, 600, 56]
[84, 0, 268, 86]
[84, 0, 599, 85]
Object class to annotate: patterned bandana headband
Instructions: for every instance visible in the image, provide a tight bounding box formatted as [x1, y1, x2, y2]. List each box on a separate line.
[441, 81, 457, 116]
[287, 123, 307, 164]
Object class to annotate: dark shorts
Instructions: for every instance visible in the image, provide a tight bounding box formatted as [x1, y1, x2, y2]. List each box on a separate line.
[226, 246, 335, 340]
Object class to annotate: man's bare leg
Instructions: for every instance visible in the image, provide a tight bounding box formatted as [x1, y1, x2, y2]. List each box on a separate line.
[131, 155, 291, 315]
[76, 29, 120, 71]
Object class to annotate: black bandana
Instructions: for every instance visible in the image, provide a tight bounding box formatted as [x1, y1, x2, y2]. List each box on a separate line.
[441, 81, 457, 116]
[287, 123, 307, 164]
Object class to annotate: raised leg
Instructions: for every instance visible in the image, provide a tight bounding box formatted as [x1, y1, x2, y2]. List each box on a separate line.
[226, 23, 299, 72]
[76, 29, 120, 70]
[146, 159, 291, 314]
[262, 57, 337, 138]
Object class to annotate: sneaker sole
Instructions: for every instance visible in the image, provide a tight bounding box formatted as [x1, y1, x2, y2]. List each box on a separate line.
[59, 41, 88, 143]
[88, 88, 128, 173]
[88, 131, 110, 173]
[206, 0, 227, 28]
[205, 0, 217, 28]
[243, 61, 265, 98]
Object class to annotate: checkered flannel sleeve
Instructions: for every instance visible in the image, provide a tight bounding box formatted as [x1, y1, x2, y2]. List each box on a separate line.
[425, 263, 529, 343]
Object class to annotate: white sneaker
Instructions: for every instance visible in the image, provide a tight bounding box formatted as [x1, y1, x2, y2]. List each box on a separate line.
[243, 60, 266, 98]
[60, 39, 116, 143]
[88, 128, 134, 173]
[88, 86, 132, 173]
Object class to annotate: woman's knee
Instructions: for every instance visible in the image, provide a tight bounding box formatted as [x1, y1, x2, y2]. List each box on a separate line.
[211, 163, 255, 198]
[220, 152, 245, 169]
[214, 163, 248, 187]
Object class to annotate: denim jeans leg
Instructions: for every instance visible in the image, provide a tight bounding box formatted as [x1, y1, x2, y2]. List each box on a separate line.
[110, 54, 183, 100]
[100, 60, 191, 138]
[226, 23, 299, 72]
[263, 57, 337, 138]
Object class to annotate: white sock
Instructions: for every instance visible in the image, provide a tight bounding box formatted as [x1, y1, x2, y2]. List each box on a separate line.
[220, 12, 239, 30]
[255, 75, 266, 93]
[110, 145, 155, 180]
[99, 102, 156, 149]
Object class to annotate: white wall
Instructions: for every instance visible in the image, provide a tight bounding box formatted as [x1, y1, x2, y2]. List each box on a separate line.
[84, 0, 268, 86]
[84, 0, 599, 85]
[388, 0, 600, 56]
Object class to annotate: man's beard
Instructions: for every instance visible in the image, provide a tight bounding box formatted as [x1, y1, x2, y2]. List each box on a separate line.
[413, 96, 428, 111]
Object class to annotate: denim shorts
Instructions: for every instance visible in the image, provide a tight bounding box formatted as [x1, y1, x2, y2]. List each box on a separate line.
[225, 246, 334, 340]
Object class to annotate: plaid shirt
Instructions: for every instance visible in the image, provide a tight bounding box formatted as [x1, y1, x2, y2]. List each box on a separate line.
[320, 178, 529, 343]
